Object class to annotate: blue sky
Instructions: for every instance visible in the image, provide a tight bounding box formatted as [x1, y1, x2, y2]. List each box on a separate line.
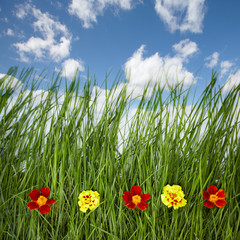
[0, 0, 240, 96]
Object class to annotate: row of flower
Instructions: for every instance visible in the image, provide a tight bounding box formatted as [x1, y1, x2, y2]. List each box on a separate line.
[27, 185, 226, 214]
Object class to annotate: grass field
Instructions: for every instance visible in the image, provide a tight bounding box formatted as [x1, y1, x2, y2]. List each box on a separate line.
[0, 67, 240, 239]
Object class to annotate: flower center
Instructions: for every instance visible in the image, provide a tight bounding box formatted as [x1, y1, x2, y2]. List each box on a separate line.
[82, 194, 92, 204]
[36, 196, 48, 207]
[209, 194, 218, 203]
[132, 195, 141, 205]
[170, 193, 177, 199]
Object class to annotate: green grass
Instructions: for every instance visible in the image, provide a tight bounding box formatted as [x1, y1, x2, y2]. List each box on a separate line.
[0, 67, 240, 239]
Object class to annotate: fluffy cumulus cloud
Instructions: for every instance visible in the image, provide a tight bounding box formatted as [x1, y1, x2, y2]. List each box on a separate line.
[173, 39, 198, 60]
[13, 3, 71, 62]
[220, 60, 233, 78]
[222, 69, 240, 93]
[205, 52, 219, 68]
[68, 0, 137, 28]
[155, 0, 206, 33]
[90, 41, 197, 100]
[49, 37, 71, 62]
[124, 40, 197, 96]
[61, 58, 85, 79]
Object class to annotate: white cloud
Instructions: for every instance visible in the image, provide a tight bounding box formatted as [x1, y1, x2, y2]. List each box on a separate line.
[50, 37, 71, 62]
[68, 0, 137, 28]
[92, 41, 197, 100]
[4, 28, 14, 36]
[155, 0, 206, 33]
[0, 73, 23, 93]
[14, 3, 71, 62]
[61, 58, 85, 79]
[205, 52, 219, 68]
[222, 69, 240, 93]
[124, 41, 196, 96]
[15, 4, 28, 19]
[220, 60, 233, 78]
[14, 37, 52, 62]
[173, 39, 198, 60]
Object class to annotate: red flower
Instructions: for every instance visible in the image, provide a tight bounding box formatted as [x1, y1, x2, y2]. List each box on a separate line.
[122, 186, 151, 210]
[27, 187, 56, 214]
[203, 185, 227, 208]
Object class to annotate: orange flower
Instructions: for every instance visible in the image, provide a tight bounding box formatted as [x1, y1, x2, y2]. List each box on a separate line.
[203, 185, 226, 208]
[27, 187, 56, 214]
[122, 186, 151, 210]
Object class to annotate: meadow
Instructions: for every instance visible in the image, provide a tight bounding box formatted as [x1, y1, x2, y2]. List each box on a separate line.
[0, 67, 240, 239]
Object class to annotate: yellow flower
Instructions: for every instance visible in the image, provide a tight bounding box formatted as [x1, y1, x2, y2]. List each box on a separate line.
[78, 190, 100, 213]
[161, 184, 187, 210]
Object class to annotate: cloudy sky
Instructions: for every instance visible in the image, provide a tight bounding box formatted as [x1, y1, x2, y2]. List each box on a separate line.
[0, 0, 240, 95]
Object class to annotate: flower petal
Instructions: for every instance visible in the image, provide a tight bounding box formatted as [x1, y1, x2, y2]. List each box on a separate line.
[203, 200, 215, 208]
[46, 199, 56, 205]
[125, 202, 135, 209]
[39, 205, 51, 214]
[141, 194, 151, 201]
[215, 199, 227, 207]
[29, 189, 40, 201]
[122, 191, 132, 202]
[208, 186, 217, 195]
[124, 201, 131, 206]
[80, 206, 88, 213]
[203, 189, 210, 200]
[40, 187, 50, 198]
[137, 201, 148, 210]
[27, 201, 39, 210]
[216, 189, 225, 198]
[131, 186, 141, 196]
